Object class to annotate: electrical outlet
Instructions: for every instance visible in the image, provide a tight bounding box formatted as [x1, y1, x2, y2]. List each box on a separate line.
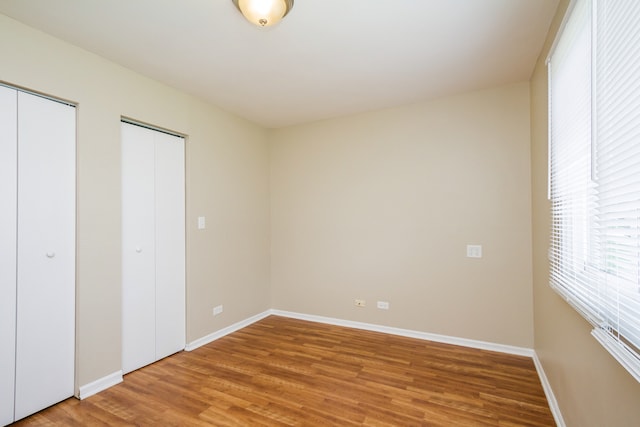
[466, 244, 482, 258]
[354, 299, 366, 307]
[377, 301, 389, 310]
[213, 305, 223, 316]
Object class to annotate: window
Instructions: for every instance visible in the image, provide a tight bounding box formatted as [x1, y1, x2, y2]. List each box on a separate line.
[548, 0, 640, 382]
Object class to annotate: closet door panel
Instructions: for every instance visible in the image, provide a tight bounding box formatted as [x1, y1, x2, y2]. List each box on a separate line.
[121, 123, 156, 374]
[154, 132, 185, 360]
[14, 92, 75, 420]
[0, 86, 17, 425]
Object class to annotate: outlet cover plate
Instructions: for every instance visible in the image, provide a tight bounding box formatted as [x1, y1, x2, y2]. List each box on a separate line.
[466, 244, 482, 258]
[377, 301, 390, 310]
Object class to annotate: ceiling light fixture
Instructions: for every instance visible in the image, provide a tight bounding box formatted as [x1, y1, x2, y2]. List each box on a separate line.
[232, 0, 294, 27]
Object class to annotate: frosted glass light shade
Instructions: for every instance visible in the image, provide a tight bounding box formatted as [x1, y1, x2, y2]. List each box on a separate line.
[234, 0, 294, 27]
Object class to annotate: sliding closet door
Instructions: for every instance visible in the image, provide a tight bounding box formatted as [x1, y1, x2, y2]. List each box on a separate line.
[0, 86, 17, 426]
[122, 122, 185, 374]
[14, 91, 75, 420]
[121, 123, 157, 374]
[154, 131, 185, 360]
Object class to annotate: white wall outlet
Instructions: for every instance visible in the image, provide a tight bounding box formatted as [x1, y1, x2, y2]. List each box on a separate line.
[466, 244, 482, 258]
[377, 301, 390, 310]
[354, 299, 366, 307]
[213, 305, 223, 316]
[198, 216, 206, 230]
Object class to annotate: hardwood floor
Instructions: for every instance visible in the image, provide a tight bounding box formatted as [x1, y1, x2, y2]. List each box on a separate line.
[13, 316, 555, 426]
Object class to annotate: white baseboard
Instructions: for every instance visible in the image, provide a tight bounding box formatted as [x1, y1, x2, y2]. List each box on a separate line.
[533, 352, 566, 427]
[271, 309, 535, 357]
[77, 370, 123, 400]
[185, 310, 272, 351]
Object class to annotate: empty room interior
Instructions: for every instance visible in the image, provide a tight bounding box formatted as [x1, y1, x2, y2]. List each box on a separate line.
[1, 0, 640, 426]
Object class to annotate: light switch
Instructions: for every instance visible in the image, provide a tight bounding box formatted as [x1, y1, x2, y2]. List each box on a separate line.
[466, 244, 482, 258]
[197, 216, 206, 230]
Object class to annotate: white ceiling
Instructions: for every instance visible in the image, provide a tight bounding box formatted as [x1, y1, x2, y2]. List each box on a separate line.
[0, 0, 559, 128]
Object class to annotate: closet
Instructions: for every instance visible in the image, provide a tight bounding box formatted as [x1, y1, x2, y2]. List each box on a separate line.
[0, 86, 76, 425]
[121, 121, 185, 374]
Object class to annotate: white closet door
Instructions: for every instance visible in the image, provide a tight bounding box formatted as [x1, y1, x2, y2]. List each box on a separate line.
[121, 123, 157, 374]
[0, 86, 17, 426]
[154, 131, 185, 360]
[14, 92, 75, 420]
[122, 122, 185, 373]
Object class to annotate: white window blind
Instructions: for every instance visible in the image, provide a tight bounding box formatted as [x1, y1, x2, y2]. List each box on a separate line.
[592, 0, 640, 380]
[548, 0, 596, 321]
[549, 0, 640, 382]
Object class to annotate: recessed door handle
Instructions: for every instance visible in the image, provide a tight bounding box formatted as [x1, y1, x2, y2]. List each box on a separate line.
[135, 247, 142, 253]
[46, 252, 56, 258]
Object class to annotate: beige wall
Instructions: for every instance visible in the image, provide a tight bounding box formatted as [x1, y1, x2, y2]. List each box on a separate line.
[0, 15, 271, 391]
[270, 83, 534, 348]
[530, 1, 640, 425]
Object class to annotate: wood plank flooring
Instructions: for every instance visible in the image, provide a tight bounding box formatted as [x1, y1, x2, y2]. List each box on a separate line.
[12, 316, 555, 426]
